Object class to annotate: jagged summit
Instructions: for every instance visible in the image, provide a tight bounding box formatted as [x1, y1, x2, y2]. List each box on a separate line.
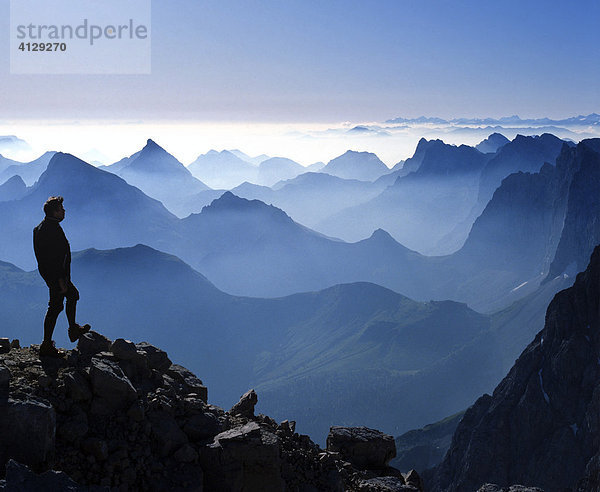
[124, 139, 189, 175]
[144, 138, 160, 149]
[409, 139, 487, 177]
[201, 191, 290, 220]
[0, 330, 423, 491]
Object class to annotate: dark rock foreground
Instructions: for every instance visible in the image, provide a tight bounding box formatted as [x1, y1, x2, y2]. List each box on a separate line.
[0, 331, 422, 491]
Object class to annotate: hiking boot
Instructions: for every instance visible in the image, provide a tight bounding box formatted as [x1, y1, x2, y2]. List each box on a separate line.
[40, 340, 65, 358]
[68, 323, 91, 343]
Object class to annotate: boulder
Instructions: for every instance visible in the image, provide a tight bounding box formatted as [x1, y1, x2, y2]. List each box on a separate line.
[357, 476, 412, 491]
[0, 338, 10, 354]
[229, 389, 258, 418]
[77, 331, 112, 356]
[477, 486, 544, 492]
[63, 371, 92, 401]
[173, 444, 198, 463]
[327, 426, 396, 470]
[109, 338, 138, 360]
[167, 364, 208, 401]
[279, 420, 296, 435]
[10, 339, 20, 350]
[57, 416, 89, 443]
[2, 459, 85, 491]
[149, 410, 189, 457]
[0, 398, 56, 472]
[81, 437, 109, 462]
[0, 366, 10, 396]
[115, 348, 152, 383]
[199, 422, 284, 491]
[135, 342, 172, 372]
[404, 470, 424, 490]
[183, 412, 222, 441]
[89, 358, 137, 414]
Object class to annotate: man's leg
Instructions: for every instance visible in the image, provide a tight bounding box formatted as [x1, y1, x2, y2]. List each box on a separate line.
[64, 282, 80, 328]
[65, 282, 89, 343]
[43, 285, 64, 343]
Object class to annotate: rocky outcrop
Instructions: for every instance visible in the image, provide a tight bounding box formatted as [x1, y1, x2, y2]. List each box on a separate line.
[327, 426, 396, 470]
[0, 398, 56, 473]
[428, 244, 600, 491]
[0, 332, 424, 491]
[229, 388, 258, 418]
[477, 486, 543, 492]
[0, 460, 84, 491]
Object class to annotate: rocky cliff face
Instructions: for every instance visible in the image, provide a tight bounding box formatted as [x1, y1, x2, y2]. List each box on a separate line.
[443, 138, 600, 312]
[476, 133, 566, 212]
[0, 332, 423, 491]
[428, 244, 600, 491]
[546, 139, 600, 281]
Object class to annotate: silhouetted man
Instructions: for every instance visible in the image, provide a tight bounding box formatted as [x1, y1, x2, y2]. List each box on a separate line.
[33, 196, 89, 357]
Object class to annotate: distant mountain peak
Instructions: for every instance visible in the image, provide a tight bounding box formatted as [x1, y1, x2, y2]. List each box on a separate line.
[206, 191, 276, 212]
[45, 152, 89, 172]
[4, 174, 25, 185]
[321, 150, 389, 182]
[476, 133, 510, 154]
[370, 228, 394, 240]
[385, 113, 600, 127]
[200, 191, 294, 224]
[141, 138, 167, 154]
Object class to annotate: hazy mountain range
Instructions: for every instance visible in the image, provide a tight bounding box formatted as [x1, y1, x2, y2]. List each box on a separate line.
[316, 134, 568, 255]
[386, 113, 600, 127]
[231, 172, 388, 230]
[0, 135, 30, 153]
[0, 241, 572, 442]
[1, 130, 599, 448]
[101, 139, 210, 216]
[0, 175, 27, 202]
[1, 137, 598, 315]
[0, 151, 55, 186]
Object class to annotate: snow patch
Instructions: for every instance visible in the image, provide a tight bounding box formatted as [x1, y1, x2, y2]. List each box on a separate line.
[511, 281, 528, 292]
[538, 369, 550, 404]
[570, 424, 578, 435]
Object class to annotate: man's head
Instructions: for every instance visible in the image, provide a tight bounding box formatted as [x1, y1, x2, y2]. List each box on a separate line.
[43, 196, 65, 221]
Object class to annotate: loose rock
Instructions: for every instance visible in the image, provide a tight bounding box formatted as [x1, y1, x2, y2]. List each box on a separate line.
[229, 389, 258, 418]
[77, 331, 112, 356]
[327, 426, 396, 470]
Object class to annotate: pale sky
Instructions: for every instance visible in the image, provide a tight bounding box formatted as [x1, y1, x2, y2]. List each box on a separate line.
[0, 0, 598, 122]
